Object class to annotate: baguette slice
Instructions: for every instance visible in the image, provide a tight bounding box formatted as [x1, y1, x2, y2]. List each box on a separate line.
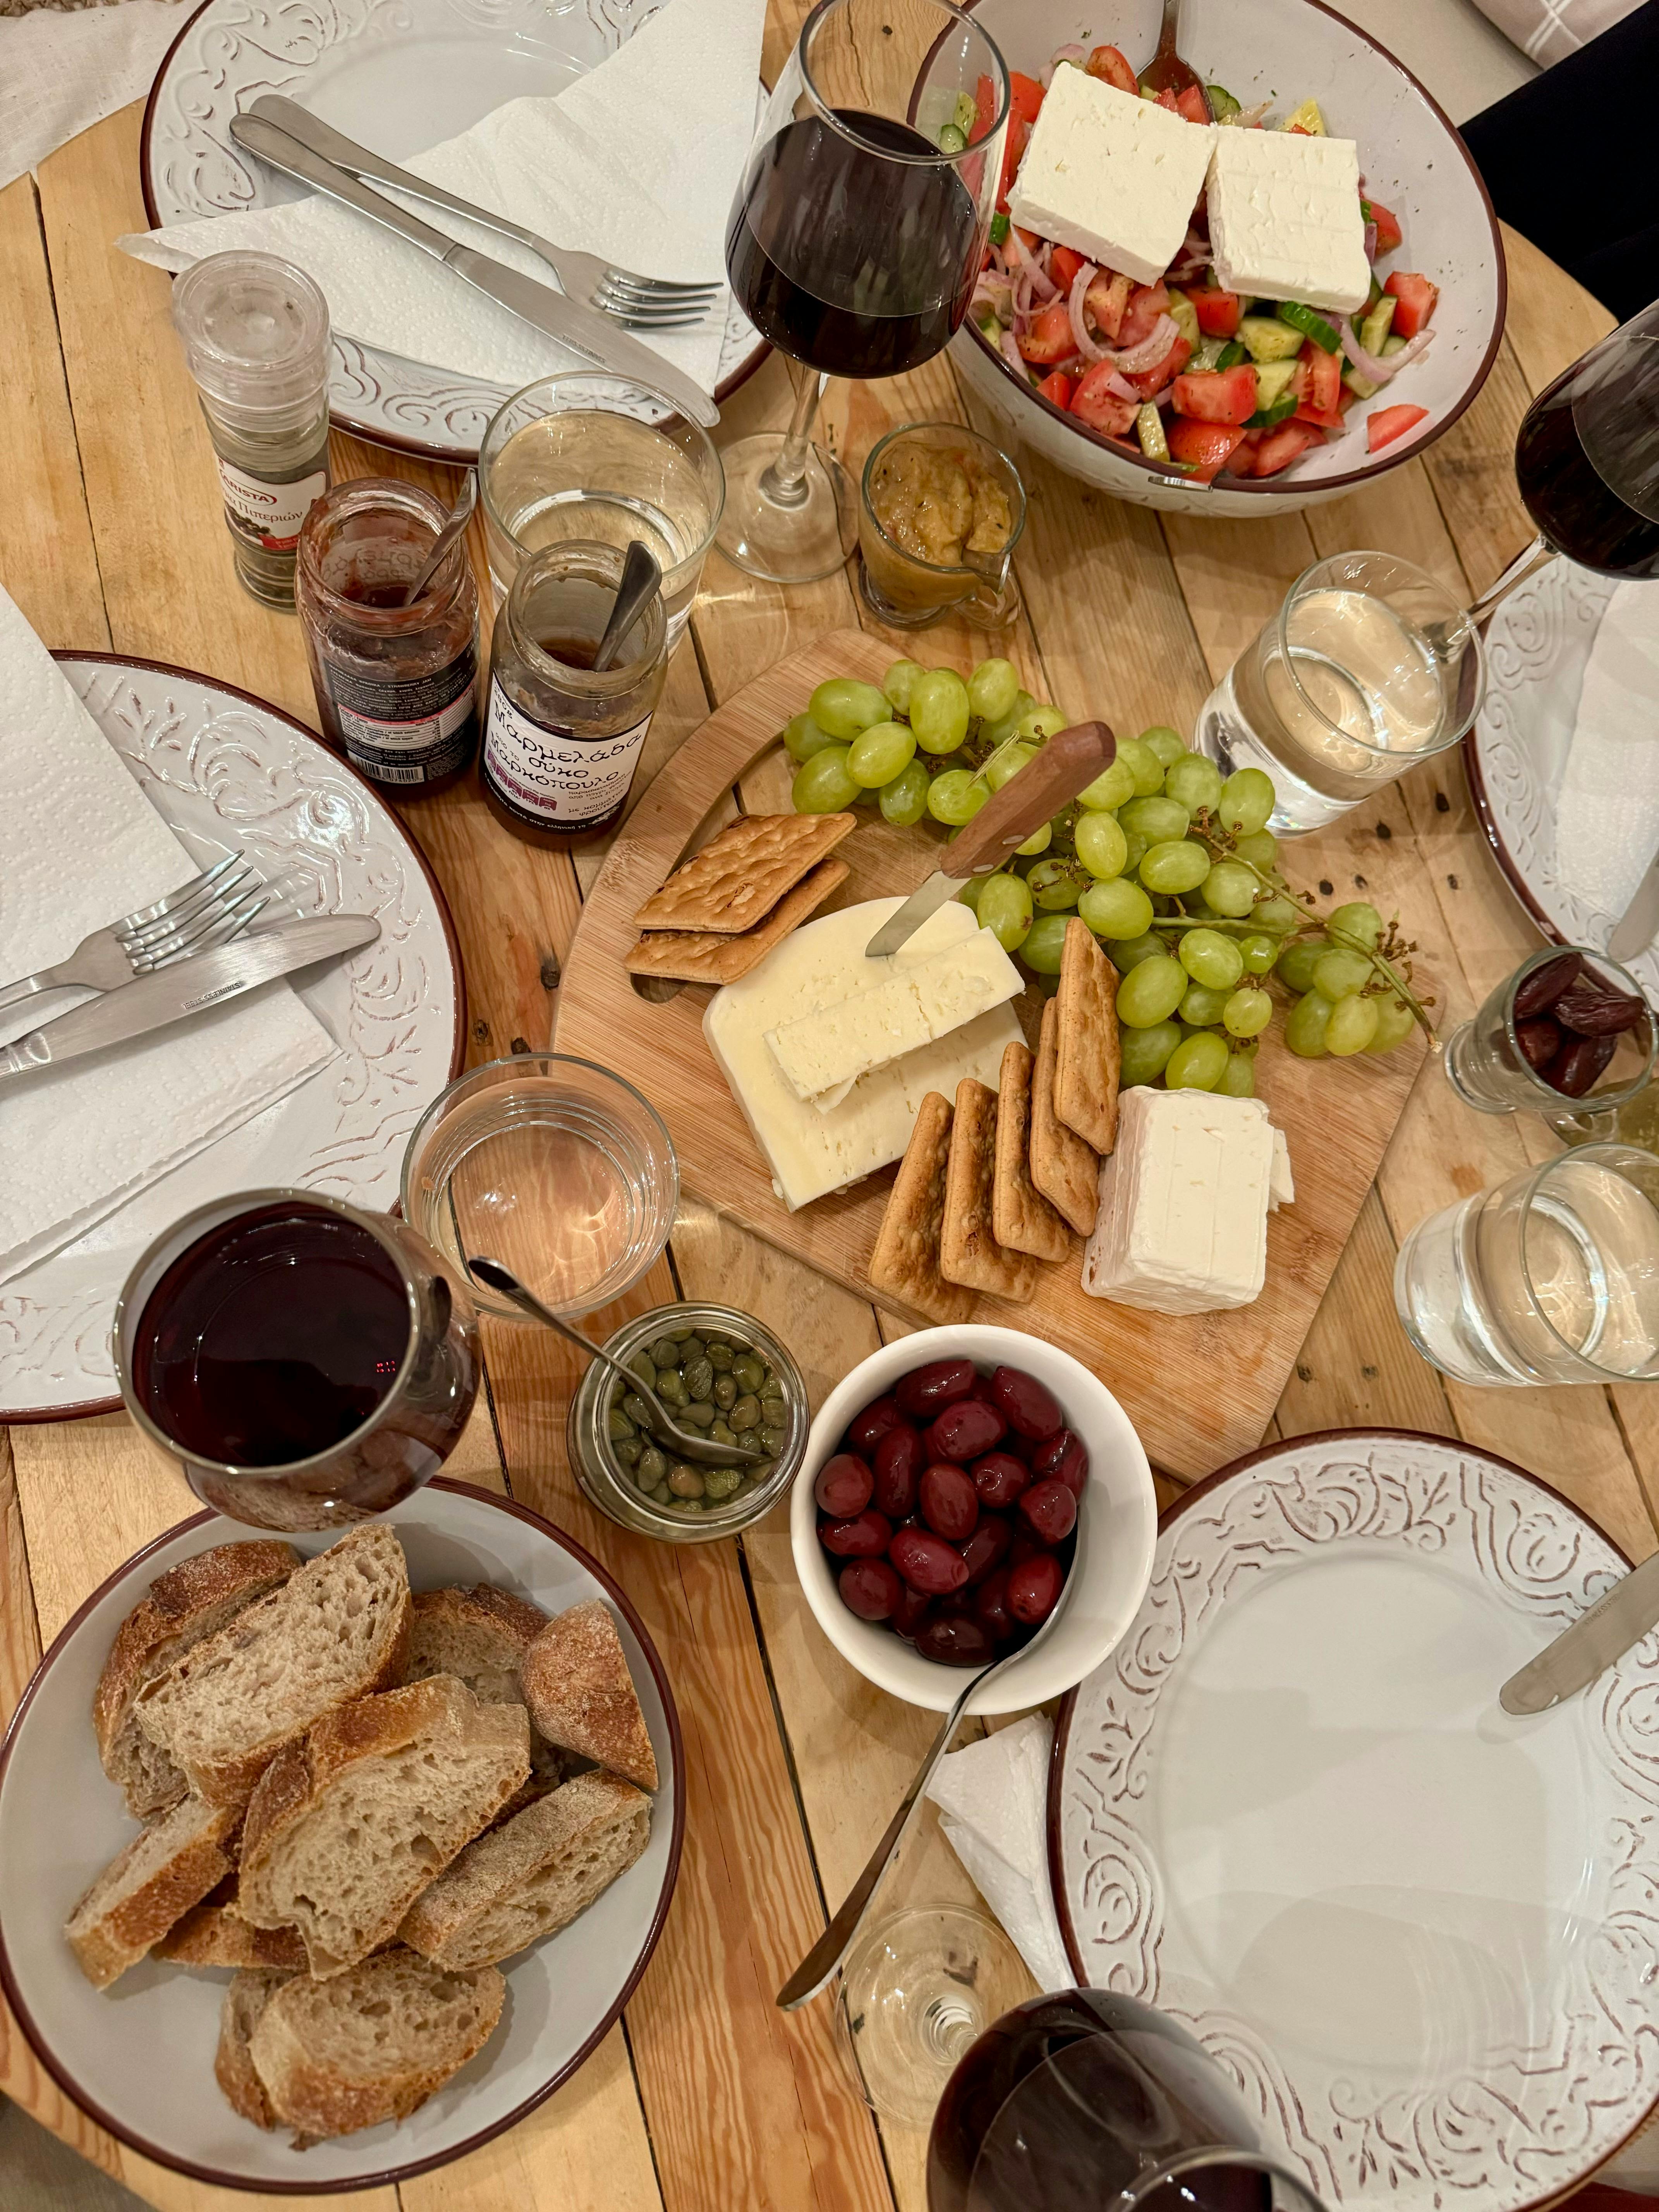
[520, 1601, 658, 1793]
[133, 1525, 411, 1807]
[156, 1881, 309, 1971]
[94, 1541, 299, 1820]
[402, 1585, 565, 1804]
[247, 1948, 505, 2140]
[65, 1794, 240, 1989]
[237, 1675, 531, 1978]
[216, 1968, 295, 2130]
[400, 1770, 651, 1969]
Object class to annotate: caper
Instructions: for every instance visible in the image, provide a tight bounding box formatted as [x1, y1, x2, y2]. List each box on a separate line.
[710, 1420, 736, 1446]
[623, 1392, 654, 1429]
[607, 1406, 636, 1441]
[759, 1376, 785, 1402]
[668, 1466, 706, 1499]
[680, 1335, 706, 1362]
[656, 1370, 689, 1407]
[630, 1352, 658, 1389]
[730, 1393, 761, 1431]
[706, 1342, 734, 1370]
[608, 1378, 625, 1407]
[682, 1400, 715, 1427]
[633, 1463, 658, 1491]
[637, 1445, 667, 1485]
[683, 1357, 714, 1401]
[613, 1439, 644, 1469]
[704, 1467, 741, 1501]
[733, 1355, 765, 1394]
[648, 1336, 681, 1370]
[759, 1425, 787, 1456]
[651, 1482, 673, 1504]
[712, 1373, 738, 1411]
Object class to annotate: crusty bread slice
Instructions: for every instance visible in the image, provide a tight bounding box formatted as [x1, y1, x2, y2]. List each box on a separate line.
[155, 1876, 308, 1970]
[215, 1969, 294, 2130]
[400, 1770, 651, 1969]
[520, 1601, 658, 1792]
[247, 1948, 505, 2140]
[132, 1526, 410, 1807]
[402, 1585, 565, 1805]
[94, 1541, 299, 1820]
[237, 1675, 531, 1978]
[65, 1794, 240, 1989]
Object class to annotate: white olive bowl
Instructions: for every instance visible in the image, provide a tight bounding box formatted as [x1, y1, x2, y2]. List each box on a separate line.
[791, 1325, 1156, 1715]
[952, 0, 1504, 516]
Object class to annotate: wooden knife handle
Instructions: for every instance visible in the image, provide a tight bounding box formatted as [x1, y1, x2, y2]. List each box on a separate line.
[943, 720, 1116, 879]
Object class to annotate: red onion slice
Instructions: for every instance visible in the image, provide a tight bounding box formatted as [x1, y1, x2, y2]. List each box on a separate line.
[1005, 224, 1058, 302]
[999, 329, 1028, 380]
[1338, 317, 1436, 385]
[1067, 262, 1106, 362]
[1109, 313, 1179, 375]
[1041, 41, 1086, 87]
[1362, 221, 1379, 262]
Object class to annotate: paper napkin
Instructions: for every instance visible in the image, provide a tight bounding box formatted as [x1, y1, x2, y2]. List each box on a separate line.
[0, 589, 336, 1286]
[118, 0, 766, 401]
[923, 1713, 1072, 1992]
[1554, 582, 1659, 921]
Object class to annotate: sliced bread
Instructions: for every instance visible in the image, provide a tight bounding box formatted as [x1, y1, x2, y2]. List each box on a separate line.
[155, 1879, 309, 1971]
[237, 1674, 531, 1977]
[132, 1525, 411, 1807]
[400, 1770, 651, 1970]
[519, 1600, 658, 1792]
[215, 1968, 295, 2130]
[65, 1793, 241, 1989]
[246, 1947, 505, 2140]
[94, 1541, 299, 1820]
[403, 1585, 565, 1801]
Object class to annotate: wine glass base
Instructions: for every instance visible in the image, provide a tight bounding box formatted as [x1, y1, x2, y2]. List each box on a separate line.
[835, 1905, 1032, 2129]
[715, 434, 858, 585]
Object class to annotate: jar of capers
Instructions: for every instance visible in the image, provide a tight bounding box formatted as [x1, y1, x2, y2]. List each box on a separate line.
[567, 1303, 809, 1541]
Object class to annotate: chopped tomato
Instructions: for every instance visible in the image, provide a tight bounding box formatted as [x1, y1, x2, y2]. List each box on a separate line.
[1365, 198, 1403, 255]
[1085, 270, 1132, 341]
[1286, 123, 1312, 135]
[1050, 246, 1088, 293]
[1084, 45, 1138, 95]
[1367, 403, 1430, 452]
[1384, 271, 1438, 338]
[996, 117, 1029, 214]
[1070, 362, 1139, 436]
[1036, 370, 1075, 410]
[1009, 72, 1046, 126]
[1247, 420, 1326, 476]
[1118, 280, 1171, 350]
[1171, 363, 1258, 424]
[1187, 284, 1240, 337]
[972, 74, 997, 143]
[1153, 88, 1182, 114]
[1124, 334, 1192, 398]
[1017, 302, 1076, 364]
[1167, 419, 1248, 481]
[1295, 402, 1345, 430]
[1174, 85, 1209, 124]
[1293, 340, 1342, 416]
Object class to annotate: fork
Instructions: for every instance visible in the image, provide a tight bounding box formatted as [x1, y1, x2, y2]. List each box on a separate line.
[246, 96, 722, 331]
[0, 856, 268, 1019]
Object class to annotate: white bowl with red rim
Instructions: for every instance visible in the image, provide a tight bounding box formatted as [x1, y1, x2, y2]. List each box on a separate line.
[791, 1326, 1156, 1714]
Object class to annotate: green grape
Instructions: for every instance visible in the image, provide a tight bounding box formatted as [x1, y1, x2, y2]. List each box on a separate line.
[910, 668, 972, 753]
[1022, 912, 1072, 974]
[1015, 702, 1067, 743]
[1233, 830, 1278, 873]
[1218, 766, 1276, 835]
[1118, 954, 1188, 1028]
[1046, 801, 1080, 856]
[1120, 795, 1190, 844]
[1223, 985, 1273, 1038]
[1328, 900, 1384, 950]
[1139, 840, 1212, 896]
[1217, 1049, 1257, 1097]
[977, 871, 1033, 953]
[1080, 877, 1154, 939]
[1165, 1030, 1230, 1091]
[1106, 932, 1166, 972]
[784, 711, 840, 764]
[1251, 895, 1301, 936]
[957, 876, 986, 914]
[847, 719, 916, 788]
[1203, 860, 1258, 917]
[1077, 757, 1136, 812]
[1163, 754, 1224, 815]
[1327, 994, 1380, 1054]
[1121, 829, 1150, 877]
[1275, 937, 1328, 994]
[967, 657, 1020, 722]
[882, 659, 924, 714]
[792, 745, 859, 813]
[1179, 928, 1245, 989]
[1285, 991, 1334, 1058]
[809, 677, 889, 740]
[1015, 821, 1053, 857]
[1120, 1020, 1181, 1086]
[878, 759, 930, 827]
[1117, 737, 1166, 796]
[983, 739, 1034, 791]
[1179, 982, 1230, 1027]
[1140, 725, 1186, 769]
[1312, 948, 1373, 1001]
[927, 769, 988, 824]
[1029, 857, 1085, 910]
[977, 690, 1036, 750]
[1366, 993, 1417, 1053]
[1238, 933, 1278, 975]
[1075, 810, 1128, 880]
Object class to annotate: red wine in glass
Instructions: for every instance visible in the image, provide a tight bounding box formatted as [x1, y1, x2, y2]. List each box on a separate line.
[1513, 299, 1659, 580]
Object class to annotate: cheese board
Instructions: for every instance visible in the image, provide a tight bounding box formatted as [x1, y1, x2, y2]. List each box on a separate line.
[556, 632, 1426, 1478]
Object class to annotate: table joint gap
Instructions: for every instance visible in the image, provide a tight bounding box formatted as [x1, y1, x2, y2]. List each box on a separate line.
[1604, 1387, 1659, 1548]
[26, 173, 111, 645]
[615, 2011, 671, 2212]
[730, 1530, 833, 1925]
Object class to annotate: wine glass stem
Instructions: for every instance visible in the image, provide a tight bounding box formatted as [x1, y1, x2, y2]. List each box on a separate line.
[760, 363, 829, 510]
[1467, 534, 1554, 627]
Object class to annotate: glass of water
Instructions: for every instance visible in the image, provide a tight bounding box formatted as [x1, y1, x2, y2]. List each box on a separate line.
[1195, 550, 1486, 835]
[479, 372, 725, 651]
[1395, 1142, 1659, 1386]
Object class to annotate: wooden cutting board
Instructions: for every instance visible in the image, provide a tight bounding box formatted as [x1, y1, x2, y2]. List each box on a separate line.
[557, 631, 1425, 1479]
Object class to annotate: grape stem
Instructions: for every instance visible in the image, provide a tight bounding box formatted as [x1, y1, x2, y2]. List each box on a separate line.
[1320, 922, 1440, 1046]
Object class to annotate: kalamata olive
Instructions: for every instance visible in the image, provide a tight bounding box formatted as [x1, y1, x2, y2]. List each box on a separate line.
[891, 1583, 933, 1640]
[896, 1359, 977, 1416]
[814, 1452, 873, 1518]
[1553, 973, 1647, 1036]
[916, 1614, 997, 1667]
[819, 1508, 893, 1558]
[958, 1513, 1013, 1588]
[1514, 1015, 1561, 1072]
[1031, 1429, 1089, 1497]
[1543, 1030, 1617, 1098]
[1513, 950, 1583, 1020]
[975, 1568, 1017, 1642]
[1008, 1552, 1065, 1625]
[873, 1424, 925, 1518]
[988, 1364, 1064, 1441]
[1020, 1479, 1078, 1544]
[890, 1525, 971, 1595]
[1008, 1529, 1045, 1567]
[971, 1451, 1030, 1510]
[839, 1559, 902, 1621]
[926, 1398, 1006, 1464]
[920, 1462, 979, 1542]
[847, 1395, 907, 1453]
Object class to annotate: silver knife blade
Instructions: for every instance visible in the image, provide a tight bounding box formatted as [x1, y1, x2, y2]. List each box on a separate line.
[227, 113, 720, 432]
[0, 915, 380, 1080]
[1609, 856, 1659, 964]
[864, 872, 965, 960]
[1499, 1547, 1659, 1713]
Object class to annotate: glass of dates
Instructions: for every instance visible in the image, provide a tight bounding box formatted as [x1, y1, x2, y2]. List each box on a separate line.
[1444, 945, 1654, 1133]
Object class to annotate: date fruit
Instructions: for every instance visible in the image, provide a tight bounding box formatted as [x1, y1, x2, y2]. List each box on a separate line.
[838, 1559, 902, 1621]
[1553, 973, 1647, 1036]
[926, 1398, 1006, 1464]
[1544, 1031, 1617, 1098]
[920, 1462, 979, 1542]
[814, 1453, 873, 1518]
[988, 1364, 1063, 1441]
[1512, 950, 1582, 1020]
[890, 1525, 972, 1595]
[1514, 1015, 1561, 1072]
[896, 1359, 977, 1416]
[819, 1508, 893, 1558]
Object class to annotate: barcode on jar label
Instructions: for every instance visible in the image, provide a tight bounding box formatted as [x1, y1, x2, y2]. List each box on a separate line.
[484, 681, 652, 823]
[362, 761, 431, 785]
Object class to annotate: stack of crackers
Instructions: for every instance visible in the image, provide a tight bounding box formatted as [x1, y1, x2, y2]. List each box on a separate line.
[623, 812, 857, 984]
[869, 919, 1120, 1322]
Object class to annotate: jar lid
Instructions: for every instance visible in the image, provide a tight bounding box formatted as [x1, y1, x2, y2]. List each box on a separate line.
[173, 251, 331, 417]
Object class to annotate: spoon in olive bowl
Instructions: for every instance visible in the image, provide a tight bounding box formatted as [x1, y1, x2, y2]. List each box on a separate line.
[464, 1254, 767, 1467]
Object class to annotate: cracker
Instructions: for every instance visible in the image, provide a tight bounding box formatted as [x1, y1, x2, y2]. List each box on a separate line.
[939, 1078, 1037, 1304]
[992, 1041, 1072, 1265]
[623, 860, 848, 984]
[1055, 917, 1121, 1155]
[868, 1093, 975, 1326]
[633, 811, 857, 934]
[1030, 998, 1099, 1236]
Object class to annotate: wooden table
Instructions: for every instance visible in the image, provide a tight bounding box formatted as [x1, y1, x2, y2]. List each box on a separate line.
[0, 49, 1646, 2212]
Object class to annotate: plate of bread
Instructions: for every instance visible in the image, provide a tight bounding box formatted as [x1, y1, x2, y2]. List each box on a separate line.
[0, 1480, 682, 2191]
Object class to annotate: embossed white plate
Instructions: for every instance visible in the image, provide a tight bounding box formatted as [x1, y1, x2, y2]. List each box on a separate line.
[1050, 1431, 1659, 2212]
[139, 0, 766, 461]
[0, 654, 463, 1422]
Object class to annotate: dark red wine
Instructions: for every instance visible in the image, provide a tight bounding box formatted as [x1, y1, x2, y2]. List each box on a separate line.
[132, 1202, 410, 1467]
[726, 109, 979, 378]
[1515, 373, 1659, 580]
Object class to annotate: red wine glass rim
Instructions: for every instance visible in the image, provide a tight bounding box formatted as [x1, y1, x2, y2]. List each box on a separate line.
[1121, 2145, 1330, 2212]
[795, 0, 1010, 167]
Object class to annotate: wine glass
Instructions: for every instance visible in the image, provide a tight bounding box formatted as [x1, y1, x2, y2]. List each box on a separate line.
[719, 0, 1009, 584]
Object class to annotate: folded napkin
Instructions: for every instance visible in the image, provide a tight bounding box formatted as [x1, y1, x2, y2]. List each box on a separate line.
[924, 1713, 1071, 1992]
[119, 0, 766, 402]
[0, 589, 336, 1286]
[1553, 582, 1659, 923]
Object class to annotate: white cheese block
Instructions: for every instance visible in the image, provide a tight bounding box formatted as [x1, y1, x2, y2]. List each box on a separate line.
[705, 900, 1025, 1213]
[1269, 1125, 1295, 1211]
[1206, 127, 1371, 315]
[1081, 1088, 1274, 1315]
[1007, 67, 1216, 290]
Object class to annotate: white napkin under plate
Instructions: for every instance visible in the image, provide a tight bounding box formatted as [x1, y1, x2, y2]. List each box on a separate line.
[118, 0, 766, 402]
[0, 589, 336, 1286]
[1553, 582, 1659, 921]
[924, 1713, 1071, 1992]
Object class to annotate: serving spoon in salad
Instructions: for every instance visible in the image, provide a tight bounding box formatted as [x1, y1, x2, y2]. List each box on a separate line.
[1139, 0, 1214, 118]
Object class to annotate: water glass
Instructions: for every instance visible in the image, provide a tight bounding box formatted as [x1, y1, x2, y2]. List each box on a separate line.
[1444, 945, 1655, 1131]
[1195, 550, 1486, 834]
[1395, 1143, 1659, 1386]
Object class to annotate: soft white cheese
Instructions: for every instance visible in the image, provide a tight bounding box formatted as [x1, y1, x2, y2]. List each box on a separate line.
[1206, 127, 1371, 315]
[1081, 1088, 1274, 1315]
[705, 900, 1024, 1214]
[1008, 66, 1216, 290]
[1269, 1125, 1295, 1212]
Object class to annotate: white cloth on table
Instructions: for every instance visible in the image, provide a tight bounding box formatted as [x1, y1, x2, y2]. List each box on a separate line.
[0, 3, 186, 194]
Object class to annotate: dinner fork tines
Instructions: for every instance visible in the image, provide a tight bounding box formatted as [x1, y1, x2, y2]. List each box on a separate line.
[0, 856, 268, 1019]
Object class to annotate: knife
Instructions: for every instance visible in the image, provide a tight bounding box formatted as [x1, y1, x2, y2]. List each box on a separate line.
[864, 721, 1116, 958]
[1499, 1548, 1659, 1714]
[0, 914, 380, 1080]
[1609, 856, 1659, 964]
[226, 112, 720, 433]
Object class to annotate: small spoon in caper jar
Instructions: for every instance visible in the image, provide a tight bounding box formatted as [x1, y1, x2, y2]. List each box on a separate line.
[466, 1255, 769, 1467]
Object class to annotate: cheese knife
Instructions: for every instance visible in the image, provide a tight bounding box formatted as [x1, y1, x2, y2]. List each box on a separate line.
[864, 720, 1116, 958]
[0, 914, 380, 1080]
[1499, 1549, 1659, 1714]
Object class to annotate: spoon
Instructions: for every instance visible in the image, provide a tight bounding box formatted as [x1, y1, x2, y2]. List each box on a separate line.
[1139, 0, 1213, 118]
[465, 1254, 768, 1467]
[403, 470, 477, 607]
[591, 539, 662, 672]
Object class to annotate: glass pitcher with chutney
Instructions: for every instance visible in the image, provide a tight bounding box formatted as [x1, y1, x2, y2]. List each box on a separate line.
[858, 424, 1026, 630]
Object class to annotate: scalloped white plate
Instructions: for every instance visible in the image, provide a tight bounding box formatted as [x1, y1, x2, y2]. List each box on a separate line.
[1051, 1431, 1659, 2212]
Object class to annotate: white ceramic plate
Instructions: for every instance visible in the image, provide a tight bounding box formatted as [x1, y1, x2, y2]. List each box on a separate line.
[1049, 1431, 1659, 2212]
[0, 654, 463, 1423]
[0, 1479, 684, 2193]
[140, 0, 767, 462]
